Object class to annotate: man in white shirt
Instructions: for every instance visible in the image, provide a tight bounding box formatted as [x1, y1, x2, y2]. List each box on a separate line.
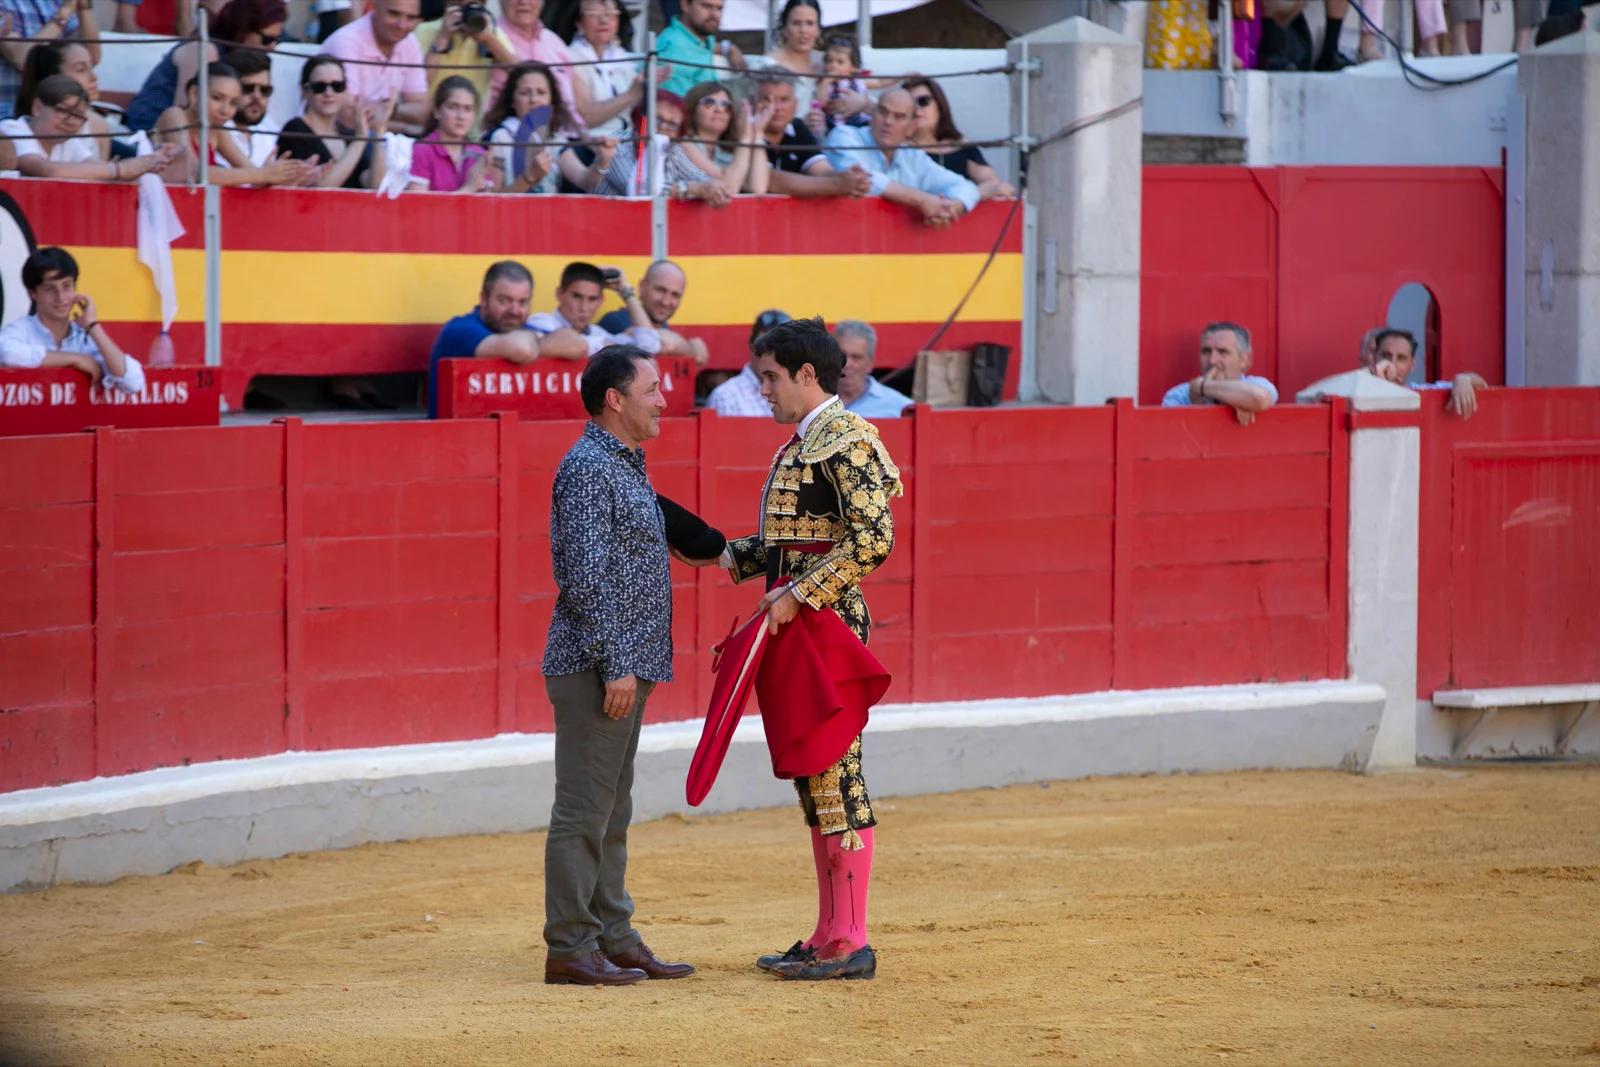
[527, 262, 661, 359]
[708, 308, 789, 416]
[0, 247, 146, 395]
[221, 49, 282, 168]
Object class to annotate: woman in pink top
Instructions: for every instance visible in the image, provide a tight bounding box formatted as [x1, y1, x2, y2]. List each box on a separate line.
[407, 75, 491, 193]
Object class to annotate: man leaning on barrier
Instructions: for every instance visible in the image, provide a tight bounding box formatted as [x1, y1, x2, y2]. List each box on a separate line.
[0, 247, 146, 396]
[426, 260, 542, 419]
[1161, 321, 1278, 427]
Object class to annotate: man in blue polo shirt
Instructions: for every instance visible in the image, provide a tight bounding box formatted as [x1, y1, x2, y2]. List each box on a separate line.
[656, 0, 746, 97]
[834, 319, 911, 419]
[427, 260, 542, 418]
[1161, 321, 1278, 427]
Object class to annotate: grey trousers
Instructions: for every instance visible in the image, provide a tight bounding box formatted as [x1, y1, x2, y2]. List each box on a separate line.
[542, 670, 655, 960]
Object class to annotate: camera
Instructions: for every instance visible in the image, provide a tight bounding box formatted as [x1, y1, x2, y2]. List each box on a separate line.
[460, 1, 489, 35]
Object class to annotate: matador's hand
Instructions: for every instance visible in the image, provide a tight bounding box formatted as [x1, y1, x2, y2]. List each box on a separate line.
[761, 586, 801, 635]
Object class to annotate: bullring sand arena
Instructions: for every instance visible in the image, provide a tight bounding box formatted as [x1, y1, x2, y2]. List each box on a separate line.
[2, 765, 1598, 1066]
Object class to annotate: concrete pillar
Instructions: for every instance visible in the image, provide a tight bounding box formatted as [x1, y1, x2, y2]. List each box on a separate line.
[1519, 31, 1600, 386]
[1010, 17, 1142, 405]
[1298, 372, 1420, 771]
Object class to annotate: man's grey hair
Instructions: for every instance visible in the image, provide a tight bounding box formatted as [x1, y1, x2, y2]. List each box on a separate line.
[744, 69, 799, 92]
[834, 319, 877, 359]
[1201, 321, 1251, 353]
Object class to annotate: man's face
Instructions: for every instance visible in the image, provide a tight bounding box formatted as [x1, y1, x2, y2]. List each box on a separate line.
[610, 357, 667, 445]
[682, 0, 724, 36]
[871, 90, 916, 149]
[836, 334, 873, 402]
[1376, 335, 1416, 383]
[236, 71, 272, 126]
[638, 265, 685, 326]
[753, 351, 813, 424]
[756, 83, 795, 134]
[557, 279, 605, 330]
[373, 0, 423, 47]
[480, 279, 532, 333]
[1199, 330, 1249, 380]
[29, 269, 77, 323]
[505, 0, 544, 28]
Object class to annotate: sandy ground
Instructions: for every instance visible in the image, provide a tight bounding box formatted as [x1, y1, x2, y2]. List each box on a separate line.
[2, 765, 1599, 1066]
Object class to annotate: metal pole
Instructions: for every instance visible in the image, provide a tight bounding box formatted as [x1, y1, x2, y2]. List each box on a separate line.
[197, 7, 210, 189]
[1505, 89, 1527, 386]
[1218, 0, 1236, 128]
[644, 32, 658, 197]
[1016, 38, 1039, 403]
[1400, 0, 1414, 55]
[199, 6, 221, 374]
[765, 0, 779, 56]
[857, 0, 872, 51]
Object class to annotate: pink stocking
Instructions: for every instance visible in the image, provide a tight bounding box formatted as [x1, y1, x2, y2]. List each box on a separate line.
[817, 826, 874, 956]
[805, 826, 830, 949]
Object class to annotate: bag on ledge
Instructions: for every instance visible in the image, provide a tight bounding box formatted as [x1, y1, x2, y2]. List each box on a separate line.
[913, 349, 971, 408]
[967, 343, 1010, 408]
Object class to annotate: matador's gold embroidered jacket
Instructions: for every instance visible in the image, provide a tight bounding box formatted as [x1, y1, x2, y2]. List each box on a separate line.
[725, 400, 902, 643]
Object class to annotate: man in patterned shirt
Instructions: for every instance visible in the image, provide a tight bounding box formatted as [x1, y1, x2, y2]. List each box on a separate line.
[698, 315, 902, 981]
[541, 345, 696, 987]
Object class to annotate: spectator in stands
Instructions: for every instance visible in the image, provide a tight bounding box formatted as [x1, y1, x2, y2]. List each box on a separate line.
[529, 261, 662, 358]
[679, 80, 769, 194]
[0, 0, 99, 121]
[0, 247, 145, 394]
[323, 0, 429, 133]
[598, 260, 710, 365]
[1162, 321, 1278, 426]
[1369, 328, 1485, 419]
[124, 0, 286, 132]
[834, 319, 911, 418]
[902, 76, 1014, 201]
[426, 259, 542, 418]
[568, 0, 648, 140]
[0, 75, 176, 178]
[490, 0, 577, 107]
[823, 87, 980, 225]
[1448, 0, 1483, 54]
[810, 33, 894, 135]
[749, 71, 872, 199]
[276, 55, 393, 189]
[578, 90, 731, 205]
[418, 0, 518, 104]
[1513, 0, 1548, 52]
[156, 63, 310, 186]
[765, 0, 822, 113]
[220, 49, 280, 168]
[657, 0, 746, 98]
[406, 75, 492, 193]
[15, 41, 110, 160]
[485, 61, 588, 194]
[707, 308, 788, 416]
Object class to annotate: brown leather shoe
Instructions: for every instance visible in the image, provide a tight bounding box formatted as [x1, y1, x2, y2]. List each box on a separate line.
[606, 942, 696, 979]
[545, 950, 647, 986]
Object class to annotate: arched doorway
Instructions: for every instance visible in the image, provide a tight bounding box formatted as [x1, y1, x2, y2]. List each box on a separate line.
[1385, 283, 1441, 384]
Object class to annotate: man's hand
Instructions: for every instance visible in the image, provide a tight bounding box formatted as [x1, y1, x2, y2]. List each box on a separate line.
[688, 179, 733, 208]
[725, 41, 746, 68]
[1447, 374, 1478, 419]
[760, 586, 801, 635]
[602, 674, 638, 719]
[825, 90, 870, 119]
[688, 337, 710, 367]
[834, 165, 872, 198]
[1233, 406, 1256, 427]
[70, 352, 103, 385]
[592, 137, 618, 172]
[803, 106, 827, 138]
[71, 293, 98, 327]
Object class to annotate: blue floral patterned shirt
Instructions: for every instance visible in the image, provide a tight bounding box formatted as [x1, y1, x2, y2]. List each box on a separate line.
[542, 421, 674, 683]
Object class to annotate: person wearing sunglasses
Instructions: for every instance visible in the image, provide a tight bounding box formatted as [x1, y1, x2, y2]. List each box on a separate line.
[678, 80, 769, 194]
[275, 54, 393, 190]
[901, 76, 1014, 202]
[215, 49, 282, 169]
[124, 0, 287, 132]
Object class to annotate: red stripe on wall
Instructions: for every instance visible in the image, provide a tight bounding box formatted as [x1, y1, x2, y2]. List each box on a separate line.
[667, 197, 1023, 257]
[2, 178, 206, 249]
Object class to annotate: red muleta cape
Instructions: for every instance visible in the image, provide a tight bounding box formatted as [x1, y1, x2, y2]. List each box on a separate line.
[686, 604, 890, 806]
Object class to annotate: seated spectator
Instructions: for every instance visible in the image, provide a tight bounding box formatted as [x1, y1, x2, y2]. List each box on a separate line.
[0, 247, 145, 395]
[657, 0, 746, 99]
[1161, 321, 1278, 426]
[1370, 327, 1484, 419]
[810, 34, 895, 134]
[426, 259, 542, 418]
[406, 76, 492, 193]
[707, 308, 789, 416]
[902, 76, 1015, 201]
[834, 319, 911, 418]
[323, 0, 429, 133]
[528, 261, 662, 358]
[679, 80, 770, 194]
[124, 0, 286, 132]
[484, 61, 588, 194]
[822, 87, 980, 225]
[579, 90, 731, 205]
[219, 48, 281, 168]
[489, 0, 577, 106]
[276, 55, 393, 189]
[749, 71, 872, 199]
[0, 76, 176, 179]
[597, 260, 710, 364]
[155, 63, 310, 186]
[417, 0, 518, 105]
[16, 41, 111, 160]
[0, 0, 99, 122]
[568, 0, 647, 140]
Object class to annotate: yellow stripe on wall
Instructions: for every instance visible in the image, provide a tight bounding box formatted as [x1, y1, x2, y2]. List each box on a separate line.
[68, 248, 1021, 327]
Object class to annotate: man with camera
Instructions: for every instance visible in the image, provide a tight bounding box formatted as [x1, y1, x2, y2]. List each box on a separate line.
[528, 262, 662, 359]
[417, 0, 518, 102]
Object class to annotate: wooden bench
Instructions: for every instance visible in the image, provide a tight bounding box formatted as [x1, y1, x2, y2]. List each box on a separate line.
[1432, 684, 1600, 759]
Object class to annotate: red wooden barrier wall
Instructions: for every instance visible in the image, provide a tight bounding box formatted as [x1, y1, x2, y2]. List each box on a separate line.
[1, 405, 1345, 795]
[1416, 388, 1600, 697]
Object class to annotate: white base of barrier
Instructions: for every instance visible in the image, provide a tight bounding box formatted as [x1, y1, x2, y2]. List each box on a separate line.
[0, 681, 1385, 892]
[1416, 696, 1600, 762]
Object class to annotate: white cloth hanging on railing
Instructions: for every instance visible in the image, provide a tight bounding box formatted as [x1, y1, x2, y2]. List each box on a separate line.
[128, 130, 185, 333]
[378, 132, 414, 199]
